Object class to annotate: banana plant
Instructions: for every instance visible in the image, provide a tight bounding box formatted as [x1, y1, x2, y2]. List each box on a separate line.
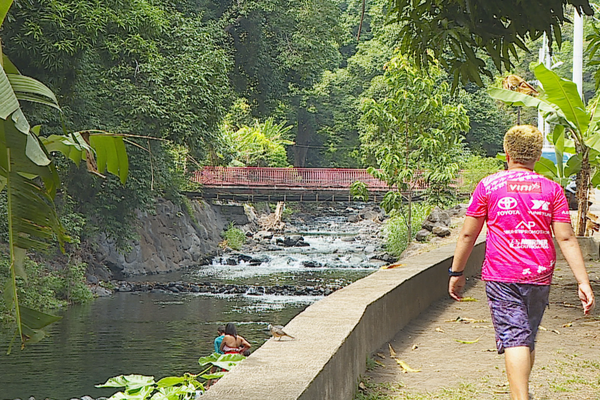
[0, 0, 128, 351]
[489, 63, 600, 236]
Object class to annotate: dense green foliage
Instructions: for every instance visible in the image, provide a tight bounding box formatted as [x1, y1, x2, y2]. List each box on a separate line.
[3, 0, 231, 249]
[0, 256, 92, 326]
[389, 0, 593, 89]
[459, 155, 505, 194]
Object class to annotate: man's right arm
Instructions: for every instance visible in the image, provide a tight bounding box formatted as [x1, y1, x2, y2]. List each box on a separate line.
[449, 216, 485, 301]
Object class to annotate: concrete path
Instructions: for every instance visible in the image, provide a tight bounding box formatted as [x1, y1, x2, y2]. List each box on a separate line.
[358, 261, 600, 400]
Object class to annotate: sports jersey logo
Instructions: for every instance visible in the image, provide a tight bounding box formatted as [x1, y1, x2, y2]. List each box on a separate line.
[498, 197, 517, 210]
[509, 239, 549, 249]
[531, 200, 550, 211]
[515, 221, 535, 230]
[507, 181, 542, 193]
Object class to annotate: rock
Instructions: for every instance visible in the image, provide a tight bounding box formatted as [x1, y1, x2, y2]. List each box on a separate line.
[421, 219, 436, 232]
[90, 285, 112, 297]
[249, 255, 270, 265]
[364, 245, 376, 253]
[236, 254, 253, 263]
[82, 396, 95, 400]
[226, 258, 238, 266]
[302, 261, 323, 268]
[341, 236, 356, 242]
[89, 199, 226, 279]
[256, 230, 273, 240]
[422, 206, 452, 231]
[360, 210, 380, 221]
[415, 229, 431, 242]
[347, 214, 362, 223]
[432, 226, 451, 237]
[371, 253, 397, 263]
[245, 286, 264, 295]
[277, 236, 310, 247]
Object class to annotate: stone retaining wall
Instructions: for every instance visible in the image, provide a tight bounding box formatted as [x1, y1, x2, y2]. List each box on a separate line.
[202, 238, 487, 400]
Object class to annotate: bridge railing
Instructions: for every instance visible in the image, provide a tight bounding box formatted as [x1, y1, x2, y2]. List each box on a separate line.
[192, 167, 423, 191]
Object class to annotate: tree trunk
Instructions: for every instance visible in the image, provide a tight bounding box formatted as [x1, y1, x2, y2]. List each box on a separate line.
[406, 190, 412, 248]
[575, 149, 591, 236]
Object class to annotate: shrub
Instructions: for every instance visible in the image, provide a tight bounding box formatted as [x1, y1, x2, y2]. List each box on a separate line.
[223, 223, 246, 250]
[460, 155, 504, 194]
[384, 203, 431, 257]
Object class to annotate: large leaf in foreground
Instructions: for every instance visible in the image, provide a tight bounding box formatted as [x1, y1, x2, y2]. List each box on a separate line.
[533, 63, 589, 135]
[0, 116, 65, 350]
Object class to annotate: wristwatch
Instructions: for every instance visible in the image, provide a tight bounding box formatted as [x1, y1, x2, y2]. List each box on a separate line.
[448, 267, 464, 277]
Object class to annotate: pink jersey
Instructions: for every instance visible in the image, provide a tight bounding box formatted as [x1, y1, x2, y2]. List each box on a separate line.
[467, 170, 571, 284]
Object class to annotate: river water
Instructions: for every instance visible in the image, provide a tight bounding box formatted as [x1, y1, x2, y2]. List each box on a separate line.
[0, 214, 384, 400]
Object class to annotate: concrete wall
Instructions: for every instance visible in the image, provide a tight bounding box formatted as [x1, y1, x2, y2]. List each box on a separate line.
[202, 238, 486, 400]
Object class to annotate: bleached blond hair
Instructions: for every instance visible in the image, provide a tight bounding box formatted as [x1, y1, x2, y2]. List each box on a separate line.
[503, 125, 543, 164]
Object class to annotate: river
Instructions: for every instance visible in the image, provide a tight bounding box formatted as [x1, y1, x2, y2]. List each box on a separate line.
[0, 211, 385, 399]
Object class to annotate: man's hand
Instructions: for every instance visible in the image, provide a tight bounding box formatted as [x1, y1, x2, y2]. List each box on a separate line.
[448, 275, 465, 301]
[578, 282, 596, 315]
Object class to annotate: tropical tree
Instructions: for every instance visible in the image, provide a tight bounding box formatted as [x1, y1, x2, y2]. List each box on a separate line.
[489, 63, 600, 236]
[0, 0, 128, 350]
[389, 0, 594, 89]
[360, 54, 469, 243]
[223, 118, 294, 167]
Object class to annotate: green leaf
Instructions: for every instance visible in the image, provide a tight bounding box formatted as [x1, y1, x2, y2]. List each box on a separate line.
[96, 375, 155, 389]
[41, 134, 91, 165]
[533, 63, 589, 134]
[551, 125, 565, 176]
[564, 154, 582, 177]
[2, 55, 20, 75]
[198, 353, 220, 367]
[206, 353, 246, 371]
[0, 117, 65, 349]
[156, 377, 185, 388]
[0, 68, 20, 120]
[534, 157, 558, 181]
[20, 306, 62, 330]
[18, 306, 62, 345]
[200, 372, 226, 380]
[592, 169, 600, 188]
[0, 0, 13, 30]
[89, 135, 129, 184]
[7, 74, 60, 110]
[487, 87, 558, 117]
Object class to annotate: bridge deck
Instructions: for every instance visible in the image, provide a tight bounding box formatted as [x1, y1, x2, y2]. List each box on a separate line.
[189, 167, 447, 202]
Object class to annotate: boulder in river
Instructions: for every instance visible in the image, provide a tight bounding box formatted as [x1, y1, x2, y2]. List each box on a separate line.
[277, 236, 310, 247]
[302, 261, 323, 268]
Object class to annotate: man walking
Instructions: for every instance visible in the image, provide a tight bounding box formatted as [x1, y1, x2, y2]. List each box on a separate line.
[449, 125, 595, 399]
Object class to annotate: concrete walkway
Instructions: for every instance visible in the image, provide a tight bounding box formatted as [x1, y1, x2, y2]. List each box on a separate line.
[358, 261, 600, 400]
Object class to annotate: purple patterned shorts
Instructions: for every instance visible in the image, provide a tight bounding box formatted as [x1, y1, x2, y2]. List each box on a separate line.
[486, 281, 550, 354]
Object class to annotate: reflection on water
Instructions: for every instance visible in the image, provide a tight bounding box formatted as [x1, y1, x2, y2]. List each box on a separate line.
[0, 292, 313, 400]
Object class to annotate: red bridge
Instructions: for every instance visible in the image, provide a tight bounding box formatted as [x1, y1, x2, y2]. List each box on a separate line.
[190, 167, 429, 202]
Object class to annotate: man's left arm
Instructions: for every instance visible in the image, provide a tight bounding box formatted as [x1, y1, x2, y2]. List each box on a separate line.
[552, 221, 596, 315]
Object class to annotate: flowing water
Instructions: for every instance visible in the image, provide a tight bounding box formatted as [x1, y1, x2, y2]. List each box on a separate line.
[0, 215, 383, 400]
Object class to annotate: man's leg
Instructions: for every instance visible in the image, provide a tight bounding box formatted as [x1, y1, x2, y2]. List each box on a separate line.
[505, 346, 531, 400]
